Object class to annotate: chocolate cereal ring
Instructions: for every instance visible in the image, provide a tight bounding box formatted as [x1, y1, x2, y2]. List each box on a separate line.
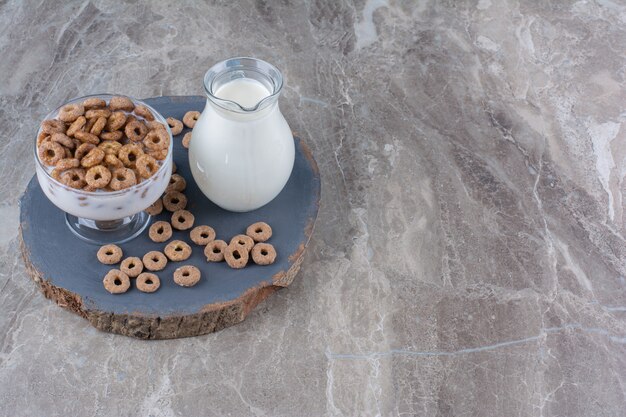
[148, 221, 172, 242]
[41, 119, 66, 134]
[135, 154, 159, 179]
[134, 104, 155, 121]
[142, 251, 168, 272]
[38, 141, 65, 166]
[171, 210, 195, 230]
[145, 198, 163, 216]
[98, 140, 122, 156]
[164, 240, 192, 262]
[251, 243, 277, 265]
[109, 168, 137, 190]
[148, 148, 168, 161]
[104, 154, 124, 169]
[166, 173, 186, 193]
[143, 129, 169, 150]
[103, 269, 130, 294]
[166, 117, 183, 135]
[118, 143, 144, 167]
[204, 240, 227, 262]
[90, 116, 107, 135]
[173, 265, 201, 287]
[224, 244, 249, 269]
[83, 97, 106, 109]
[97, 244, 123, 265]
[109, 96, 135, 112]
[229, 234, 255, 253]
[60, 168, 86, 189]
[183, 111, 200, 128]
[55, 158, 80, 171]
[162, 191, 187, 212]
[100, 130, 123, 141]
[75, 143, 95, 160]
[136, 272, 160, 293]
[120, 256, 143, 278]
[246, 222, 273, 242]
[190, 225, 215, 245]
[80, 147, 105, 168]
[51, 132, 75, 148]
[85, 165, 111, 189]
[75, 130, 100, 145]
[125, 119, 148, 142]
[106, 111, 127, 131]
[58, 103, 85, 122]
[182, 132, 192, 149]
[85, 108, 111, 120]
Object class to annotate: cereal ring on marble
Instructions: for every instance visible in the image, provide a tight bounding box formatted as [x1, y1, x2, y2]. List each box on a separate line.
[98, 140, 122, 156]
[136, 154, 159, 179]
[85, 165, 111, 189]
[66, 116, 86, 137]
[204, 240, 227, 262]
[55, 158, 80, 171]
[166, 117, 183, 135]
[118, 143, 144, 167]
[38, 141, 65, 166]
[148, 220, 172, 242]
[103, 269, 130, 294]
[104, 154, 124, 169]
[109, 95, 134, 112]
[83, 97, 106, 109]
[142, 251, 168, 272]
[85, 108, 111, 120]
[143, 129, 169, 150]
[90, 116, 107, 136]
[182, 132, 192, 149]
[190, 225, 215, 246]
[251, 243, 276, 265]
[37, 132, 51, 146]
[171, 210, 195, 231]
[246, 222, 272, 242]
[136, 272, 160, 293]
[60, 168, 86, 189]
[51, 132, 74, 148]
[166, 173, 186, 193]
[75, 130, 100, 145]
[100, 130, 123, 141]
[173, 265, 201, 287]
[81, 147, 105, 168]
[229, 234, 255, 253]
[125, 119, 148, 142]
[58, 103, 85, 122]
[106, 111, 127, 131]
[109, 167, 137, 190]
[97, 244, 123, 265]
[134, 104, 155, 121]
[183, 111, 200, 128]
[162, 191, 187, 212]
[75, 143, 95, 160]
[41, 119, 66, 134]
[147, 148, 168, 161]
[145, 198, 163, 216]
[224, 244, 249, 269]
[164, 240, 192, 262]
[120, 256, 143, 278]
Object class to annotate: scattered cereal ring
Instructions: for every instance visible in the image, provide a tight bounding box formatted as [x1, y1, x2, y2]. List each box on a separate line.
[104, 154, 124, 169]
[109, 95, 135, 112]
[251, 243, 277, 265]
[149, 220, 172, 242]
[135, 154, 159, 179]
[75, 143, 95, 160]
[162, 191, 187, 212]
[66, 116, 86, 137]
[55, 158, 80, 171]
[85, 108, 111, 119]
[98, 140, 122, 156]
[224, 244, 249, 269]
[125, 119, 148, 142]
[109, 167, 137, 190]
[143, 129, 170, 150]
[173, 265, 201, 287]
[60, 168, 86, 189]
[164, 240, 192, 262]
[103, 269, 130, 294]
[41, 119, 66, 134]
[183, 111, 200, 128]
[204, 240, 227, 262]
[148, 148, 168, 161]
[75, 130, 100, 145]
[118, 143, 144, 167]
[120, 256, 143, 278]
[142, 251, 168, 271]
[246, 222, 273, 242]
[229, 234, 255, 253]
[136, 272, 160, 293]
[81, 147, 105, 168]
[58, 103, 85, 122]
[166, 117, 183, 135]
[83, 97, 106, 109]
[134, 104, 155, 121]
[166, 173, 186, 193]
[145, 198, 163, 216]
[51, 132, 75, 148]
[97, 244, 123, 265]
[182, 132, 192, 149]
[85, 165, 112, 188]
[171, 209, 195, 230]
[100, 130, 123, 141]
[38, 141, 65, 166]
[190, 225, 215, 245]
[90, 116, 107, 135]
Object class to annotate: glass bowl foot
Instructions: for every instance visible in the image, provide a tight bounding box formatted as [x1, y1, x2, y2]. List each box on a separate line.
[65, 211, 151, 245]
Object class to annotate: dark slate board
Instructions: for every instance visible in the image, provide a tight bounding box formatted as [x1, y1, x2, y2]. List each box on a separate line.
[19, 95, 321, 339]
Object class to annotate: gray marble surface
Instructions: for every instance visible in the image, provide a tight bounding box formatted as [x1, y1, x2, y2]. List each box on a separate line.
[1, 0, 625, 415]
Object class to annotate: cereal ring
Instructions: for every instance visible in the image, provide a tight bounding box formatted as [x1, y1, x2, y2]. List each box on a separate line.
[118, 143, 144, 167]
[145, 198, 163, 216]
[143, 129, 170, 150]
[75, 130, 100, 145]
[83, 97, 106, 109]
[51, 168, 62, 181]
[100, 130, 123, 141]
[109, 168, 137, 190]
[41, 119, 66, 134]
[103, 269, 130, 294]
[172, 161, 177, 173]
[85, 108, 111, 119]
[38, 141, 64, 166]
[85, 165, 111, 188]
[204, 240, 227, 262]
[171, 210, 195, 230]
[134, 104, 155, 121]
[97, 244, 123, 264]
[148, 148, 169, 161]
[173, 265, 201, 287]
[125, 119, 148, 142]
[104, 154, 124, 169]
[37, 132, 51, 146]
[51, 132, 75, 148]
[148, 221, 172, 242]
[246, 222, 273, 242]
[81, 147, 105, 168]
[164, 240, 192, 262]
[106, 111, 127, 131]
[166, 117, 183, 135]
[85, 116, 97, 133]
[142, 251, 168, 271]
[135, 154, 159, 179]
[229, 234, 255, 253]
[224, 244, 249, 269]
[90, 116, 107, 135]
[83, 184, 98, 192]
[120, 256, 143, 278]
[65, 116, 86, 137]
[190, 225, 215, 245]
[183, 111, 200, 128]
[58, 103, 85, 122]
[109, 96, 134, 112]
[75, 143, 95, 160]
[60, 168, 86, 189]
[147, 120, 167, 131]
[55, 158, 80, 171]
[182, 132, 192, 149]
[251, 243, 277, 265]
[166, 173, 186, 193]
[98, 140, 122, 156]
[162, 191, 187, 212]
[62, 147, 73, 158]
[136, 272, 160, 293]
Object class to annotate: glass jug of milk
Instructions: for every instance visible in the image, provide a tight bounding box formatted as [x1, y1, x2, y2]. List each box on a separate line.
[189, 57, 295, 212]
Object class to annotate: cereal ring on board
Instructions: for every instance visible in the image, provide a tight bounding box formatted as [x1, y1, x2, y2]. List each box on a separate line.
[251, 243, 277, 265]
[120, 256, 143, 278]
[204, 240, 227, 262]
[183, 111, 200, 128]
[142, 251, 168, 272]
[246, 222, 272, 243]
[190, 225, 215, 246]
[103, 269, 130, 294]
[97, 244, 123, 265]
[166, 174, 186, 193]
[224, 244, 249, 269]
[173, 265, 201, 287]
[164, 240, 192, 262]
[229, 234, 254, 253]
[136, 272, 160, 293]
[148, 221, 172, 243]
[166, 117, 183, 135]
[171, 210, 195, 231]
[182, 132, 192, 149]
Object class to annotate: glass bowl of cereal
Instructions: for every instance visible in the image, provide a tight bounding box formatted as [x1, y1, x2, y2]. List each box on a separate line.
[34, 94, 173, 244]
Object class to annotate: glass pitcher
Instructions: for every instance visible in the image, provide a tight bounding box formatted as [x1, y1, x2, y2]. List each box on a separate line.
[189, 57, 295, 212]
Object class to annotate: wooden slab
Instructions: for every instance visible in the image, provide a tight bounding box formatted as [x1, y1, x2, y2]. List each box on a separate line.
[19, 95, 321, 339]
